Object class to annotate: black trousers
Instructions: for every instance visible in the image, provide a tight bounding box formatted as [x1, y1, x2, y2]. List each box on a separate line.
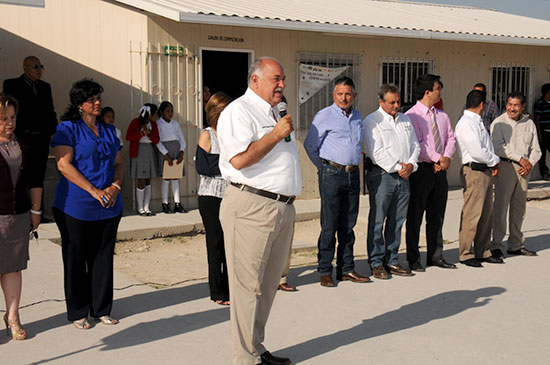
[198, 196, 229, 301]
[19, 134, 50, 185]
[538, 129, 550, 175]
[405, 165, 448, 265]
[53, 208, 121, 321]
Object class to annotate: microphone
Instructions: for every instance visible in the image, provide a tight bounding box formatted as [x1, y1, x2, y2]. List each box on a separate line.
[278, 101, 291, 142]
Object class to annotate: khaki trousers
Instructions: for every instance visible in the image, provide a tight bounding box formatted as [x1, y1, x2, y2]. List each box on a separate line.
[458, 166, 493, 261]
[279, 251, 292, 285]
[491, 161, 529, 252]
[220, 185, 296, 364]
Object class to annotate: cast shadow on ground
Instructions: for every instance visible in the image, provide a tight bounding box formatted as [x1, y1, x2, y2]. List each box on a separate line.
[24, 281, 213, 336]
[288, 231, 550, 287]
[280, 286, 506, 363]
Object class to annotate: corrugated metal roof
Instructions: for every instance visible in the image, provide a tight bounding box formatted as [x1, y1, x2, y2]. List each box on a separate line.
[114, 0, 550, 46]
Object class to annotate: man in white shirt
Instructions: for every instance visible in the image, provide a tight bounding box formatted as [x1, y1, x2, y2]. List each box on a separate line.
[455, 90, 502, 268]
[364, 84, 420, 279]
[490, 91, 541, 258]
[217, 57, 301, 365]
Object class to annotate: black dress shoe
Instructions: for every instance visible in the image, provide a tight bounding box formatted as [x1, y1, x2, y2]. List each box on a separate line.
[260, 351, 291, 365]
[460, 258, 483, 267]
[173, 203, 187, 213]
[480, 256, 504, 264]
[162, 203, 174, 214]
[428, 260, 457, 269]
[507, 247, 537, 256]
[491, 249, 504, 260]
[409, 261, 425, 272]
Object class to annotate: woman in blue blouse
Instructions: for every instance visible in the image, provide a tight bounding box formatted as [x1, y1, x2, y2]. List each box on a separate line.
[51, 79, 123, 329]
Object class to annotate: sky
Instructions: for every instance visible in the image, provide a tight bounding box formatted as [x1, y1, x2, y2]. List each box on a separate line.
[398, 0, 550, 21]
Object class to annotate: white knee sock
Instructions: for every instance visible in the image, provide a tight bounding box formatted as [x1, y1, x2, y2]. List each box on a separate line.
[161, 180, 170, 204]
[144, 185, 151, 211]
[136, 187, 145, 212]
[171, 180, 180, 204]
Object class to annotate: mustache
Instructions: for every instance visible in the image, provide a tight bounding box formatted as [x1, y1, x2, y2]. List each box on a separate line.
[274, 87, 283, 93]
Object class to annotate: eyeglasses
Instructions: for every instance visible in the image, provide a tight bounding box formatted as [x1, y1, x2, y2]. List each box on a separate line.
[32, 64, 45, 70]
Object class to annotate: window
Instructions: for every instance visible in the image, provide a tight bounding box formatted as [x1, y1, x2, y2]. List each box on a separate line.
[491, 64, 532, 112]
[380, 58, 433, 111]
[297, 52, 361, 131]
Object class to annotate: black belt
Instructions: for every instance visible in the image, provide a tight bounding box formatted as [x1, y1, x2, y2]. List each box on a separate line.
[463, 162, 489, 171]
[230, 183, 295, 205]
[500, 157, 520, 165]
[322, 159, 358, 172]
[418, 162, 435, 167]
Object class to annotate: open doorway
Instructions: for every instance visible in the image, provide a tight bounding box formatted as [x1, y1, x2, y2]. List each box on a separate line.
[201, 49, 252, 127]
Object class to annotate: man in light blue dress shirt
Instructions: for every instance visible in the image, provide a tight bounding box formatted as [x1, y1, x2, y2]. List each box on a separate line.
[304, 76, 371, 287]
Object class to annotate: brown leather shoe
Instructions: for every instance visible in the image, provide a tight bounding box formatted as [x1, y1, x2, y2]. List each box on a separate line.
[372, 266, 390, 279]
[320, 274, 335, 287]
[338, 271, 371, 283]
[278, 283, 298, 292]
[387, 264, 415, 276]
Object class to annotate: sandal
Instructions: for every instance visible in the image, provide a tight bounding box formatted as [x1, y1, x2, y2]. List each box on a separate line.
[96, 315, 118, 325]
[4, 313, 27, 340]
[73, 318, 91, 330]
[215, 300, 230, 306]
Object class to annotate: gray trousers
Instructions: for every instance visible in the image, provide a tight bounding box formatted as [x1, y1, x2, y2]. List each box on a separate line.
[491, 161, 529, 252]
[220, 184, 295, 364]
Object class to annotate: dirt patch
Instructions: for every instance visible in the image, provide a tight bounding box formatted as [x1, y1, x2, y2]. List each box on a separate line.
[114, 219, 369, 288]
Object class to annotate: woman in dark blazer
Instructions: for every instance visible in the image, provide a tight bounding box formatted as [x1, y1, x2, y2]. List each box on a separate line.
[0, 93, 42, 340]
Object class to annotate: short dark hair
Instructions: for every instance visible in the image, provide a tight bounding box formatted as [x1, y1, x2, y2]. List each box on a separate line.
[541, 83, 550, 97]
[507, 91, 526, 105]
[413, 74, 443, 101]
[334, 76, 355, 91]
[466, 90, 486, 109]
[158, 101, 173, 118]
[101, 106, 114, 117]
[61, 78, 104, 122]
[378, 84, 400, 101]
[473, 83, 487, 92]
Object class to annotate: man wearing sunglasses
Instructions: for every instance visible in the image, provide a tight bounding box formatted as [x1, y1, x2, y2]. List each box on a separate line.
[3, 56, 58, 222]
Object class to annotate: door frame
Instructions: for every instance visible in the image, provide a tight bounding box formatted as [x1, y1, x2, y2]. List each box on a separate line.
[199, 46, 254, 127]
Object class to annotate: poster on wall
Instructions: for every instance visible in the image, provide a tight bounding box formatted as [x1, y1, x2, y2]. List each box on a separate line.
[299, 64, 349, 105]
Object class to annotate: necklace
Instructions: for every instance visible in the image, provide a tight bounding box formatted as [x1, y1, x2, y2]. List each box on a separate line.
[0, 139, 17, 156]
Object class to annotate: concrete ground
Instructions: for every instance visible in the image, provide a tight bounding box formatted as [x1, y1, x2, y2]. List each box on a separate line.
[2, 182, 550, 364]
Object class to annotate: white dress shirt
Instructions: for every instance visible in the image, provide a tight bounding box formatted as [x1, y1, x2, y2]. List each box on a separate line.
[455, 110, 500, 167]
[217, 88, 302, 196]
[363, 107, 420, 173]
[156, 117, 187, 156]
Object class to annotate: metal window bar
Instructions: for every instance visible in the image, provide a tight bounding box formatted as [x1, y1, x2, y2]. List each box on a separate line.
[297, 52, 361, 132]
[380, 58, 433, 111]
[491, 64, 532, 112]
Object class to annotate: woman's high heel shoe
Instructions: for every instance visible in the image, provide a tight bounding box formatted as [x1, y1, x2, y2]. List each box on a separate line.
[3, 313, 27, 340]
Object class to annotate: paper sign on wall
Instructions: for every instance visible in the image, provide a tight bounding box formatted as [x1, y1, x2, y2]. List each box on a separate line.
[299, 64, 349, 105]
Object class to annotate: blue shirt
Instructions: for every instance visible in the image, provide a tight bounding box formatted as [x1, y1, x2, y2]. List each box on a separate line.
[304, 103, 363, 169]
[51, 120, 122, 221]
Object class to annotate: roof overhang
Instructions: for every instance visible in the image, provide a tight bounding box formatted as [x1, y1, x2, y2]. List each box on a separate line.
[113, 0, 550, 47]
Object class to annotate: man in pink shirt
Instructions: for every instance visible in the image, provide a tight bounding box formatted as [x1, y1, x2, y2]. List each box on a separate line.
[405, 74, 457, 271]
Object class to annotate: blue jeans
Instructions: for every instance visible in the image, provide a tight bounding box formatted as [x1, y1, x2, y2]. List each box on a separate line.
[366, 166, 410, 268]
[317, 164, 360, 275]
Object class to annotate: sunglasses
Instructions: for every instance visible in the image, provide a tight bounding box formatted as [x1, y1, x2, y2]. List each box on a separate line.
[32, 64, 45, 70]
